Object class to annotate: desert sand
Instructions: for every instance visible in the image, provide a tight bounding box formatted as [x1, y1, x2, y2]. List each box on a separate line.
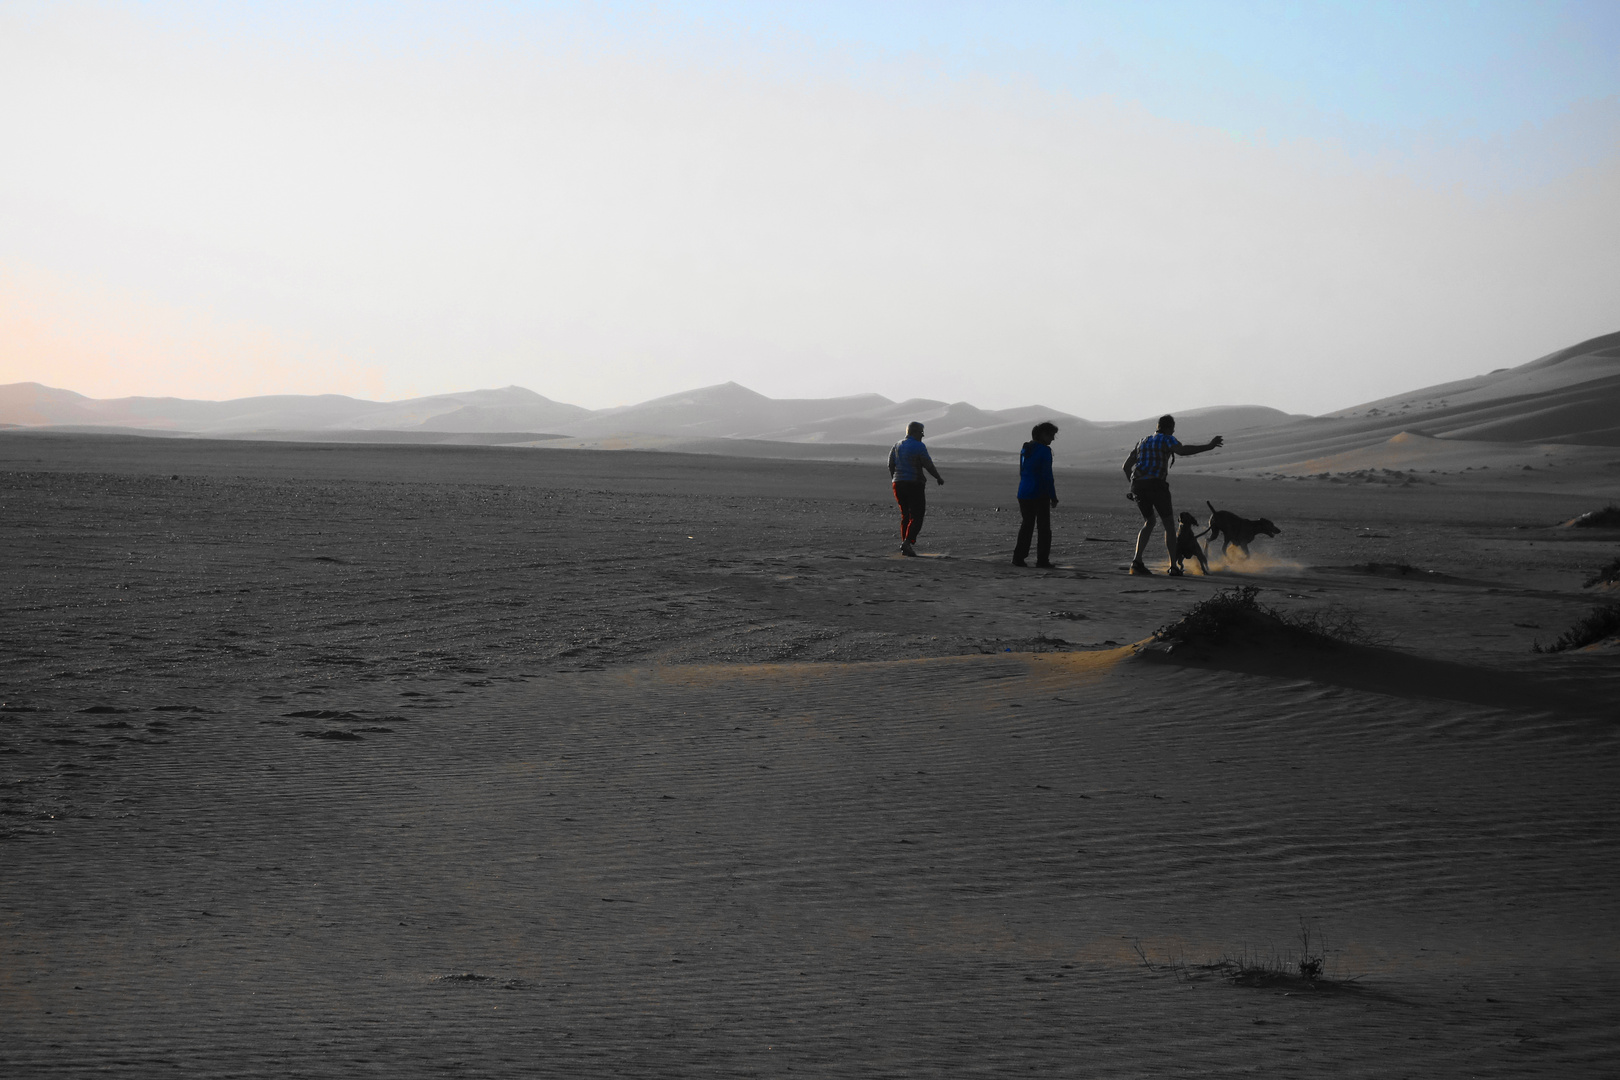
[3, 431, 1618, 1077]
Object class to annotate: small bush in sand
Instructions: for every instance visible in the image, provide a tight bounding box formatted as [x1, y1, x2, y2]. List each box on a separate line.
[1569, 505, 1620, 528]
[1584, 555, 1620, 589]
[1153, 585, 1381, 649]
[1211, 920, 1331, 990]
[1142, 921, 1348, 992]
[1534, 603, 1620, 653]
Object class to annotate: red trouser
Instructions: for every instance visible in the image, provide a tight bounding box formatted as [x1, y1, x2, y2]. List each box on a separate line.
[892, 480, 926, 543]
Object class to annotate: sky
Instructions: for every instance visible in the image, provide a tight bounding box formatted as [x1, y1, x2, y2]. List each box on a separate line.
[1, 0, 1617, 419]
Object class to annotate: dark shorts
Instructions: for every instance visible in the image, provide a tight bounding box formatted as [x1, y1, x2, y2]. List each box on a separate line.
[1131, 477, 1173, 524]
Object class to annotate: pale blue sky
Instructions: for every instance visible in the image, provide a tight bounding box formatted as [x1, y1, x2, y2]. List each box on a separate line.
[164, 0, 1620, 186]
[680, 1, 1617, 138]
[2, 1, 1617, 415]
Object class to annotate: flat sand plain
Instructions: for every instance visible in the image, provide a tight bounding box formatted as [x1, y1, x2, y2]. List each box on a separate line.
[3, 432, 1619, 1077]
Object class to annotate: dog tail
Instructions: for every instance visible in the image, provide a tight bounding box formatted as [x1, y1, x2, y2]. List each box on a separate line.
[1206, 500, 1217, 515]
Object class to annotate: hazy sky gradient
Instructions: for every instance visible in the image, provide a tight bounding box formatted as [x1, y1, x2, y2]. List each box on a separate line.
[2, 1, 1616, 417]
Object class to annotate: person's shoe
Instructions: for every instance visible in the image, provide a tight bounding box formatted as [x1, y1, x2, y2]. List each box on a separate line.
[1012, 557, 1028, 567]
[1166, 566, 1184, 577]
[1035, 561, 1055, 569]
[901, 541, 917, 557]
[1129, 560, 1153, 576]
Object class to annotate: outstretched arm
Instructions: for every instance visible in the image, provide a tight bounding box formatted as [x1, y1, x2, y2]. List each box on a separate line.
[1173, 435, 1225, 457]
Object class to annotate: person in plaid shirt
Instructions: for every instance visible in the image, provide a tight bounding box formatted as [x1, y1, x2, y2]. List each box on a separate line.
[1122, 415, 1224, 576]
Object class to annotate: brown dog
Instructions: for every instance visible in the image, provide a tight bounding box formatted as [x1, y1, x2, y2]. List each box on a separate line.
[1171, 511, 1210, 575]
[1204, 501, 1280, 559]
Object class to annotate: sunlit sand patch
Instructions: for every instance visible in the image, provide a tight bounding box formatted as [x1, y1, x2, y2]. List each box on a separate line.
[627, 645, 1135, 693]
[1203, 550, 1307, 575]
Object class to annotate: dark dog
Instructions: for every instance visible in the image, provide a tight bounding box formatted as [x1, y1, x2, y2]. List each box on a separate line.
[1205, 501, 1280, 559]
[1171, 511, 1210, 575]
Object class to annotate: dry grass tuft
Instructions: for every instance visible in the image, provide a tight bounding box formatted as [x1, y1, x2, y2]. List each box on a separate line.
[1534, 604, 1620, 653]
[1139, 920, 1351, 993]
[1583, 555, 1620, 589]
[1569, 504, 1620, 528]
[1209, 920, 1333, 990]
[1154, 586, 1381, 649]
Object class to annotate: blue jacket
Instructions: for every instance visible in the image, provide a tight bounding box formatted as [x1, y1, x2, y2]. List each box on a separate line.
[1017, 441, 1056, 500]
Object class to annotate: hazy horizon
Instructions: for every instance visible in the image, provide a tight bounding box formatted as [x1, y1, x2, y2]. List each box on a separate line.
[3, 1, 1617, 419]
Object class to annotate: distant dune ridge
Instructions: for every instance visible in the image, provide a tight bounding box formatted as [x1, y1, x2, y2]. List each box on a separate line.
[4, 331, 1617, 468]
[0, 384, 592, 436]
[1193, 329, 1620, 474]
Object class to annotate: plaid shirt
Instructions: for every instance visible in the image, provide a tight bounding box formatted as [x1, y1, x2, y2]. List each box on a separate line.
[1131, 432, 1180, 480]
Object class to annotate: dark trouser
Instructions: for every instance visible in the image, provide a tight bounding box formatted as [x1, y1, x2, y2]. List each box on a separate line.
[1014, 498, 1050, 563]
[892, 480, 926, 543]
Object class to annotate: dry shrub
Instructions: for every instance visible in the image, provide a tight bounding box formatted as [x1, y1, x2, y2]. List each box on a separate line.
[1534, 604, 1620, 653]
[1154, 585, 1381, 649]
[1184, 921, 1339, 991]
[1280, 606, 1385, 646]
[1584, 555, 1620, 589]
[1570, 505, 1620, 528]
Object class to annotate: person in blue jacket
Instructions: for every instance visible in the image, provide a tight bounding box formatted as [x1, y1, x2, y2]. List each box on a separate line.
[1013, 421, 1060, 567]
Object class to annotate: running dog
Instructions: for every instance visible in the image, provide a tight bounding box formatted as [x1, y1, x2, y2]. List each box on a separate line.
[1204, 501, 1281, 559]
[1171, 511, 1210, 575]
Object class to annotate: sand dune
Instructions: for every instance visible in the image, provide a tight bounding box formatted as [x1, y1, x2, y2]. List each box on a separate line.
[0, 379, 1294, 452]
[0, 382, 590, 433]
[11, 331, 1613, 470]
[1260, 429, 1601, 476]
[1165, 331, 1620, 475]
[569, 382, 902, 439]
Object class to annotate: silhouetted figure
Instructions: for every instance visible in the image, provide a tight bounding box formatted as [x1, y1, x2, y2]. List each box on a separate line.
[887, 421, 944, 556]
[1122, 414, 1223, 575]
[1013, 421, 1059, 567]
